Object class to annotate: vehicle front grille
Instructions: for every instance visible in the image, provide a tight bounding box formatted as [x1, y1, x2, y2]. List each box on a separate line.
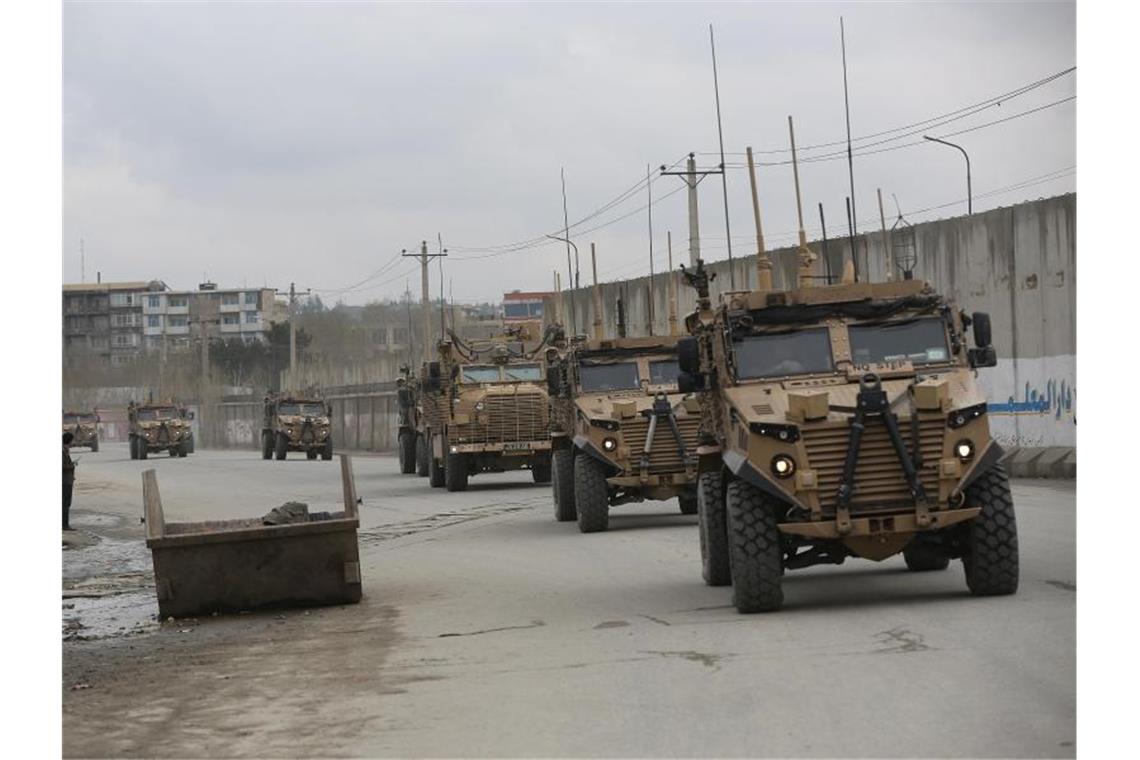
[454, 392, 549, 443]
[803, 414, 944, 511]
[621, 413, 701, 475]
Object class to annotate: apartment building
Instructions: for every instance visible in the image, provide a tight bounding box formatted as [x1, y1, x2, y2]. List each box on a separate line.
[141, 283, 287, 351]
[63, 280, 168, 365]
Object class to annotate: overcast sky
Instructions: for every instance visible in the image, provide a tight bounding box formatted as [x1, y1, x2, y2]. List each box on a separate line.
[63, 1, 1075, 304]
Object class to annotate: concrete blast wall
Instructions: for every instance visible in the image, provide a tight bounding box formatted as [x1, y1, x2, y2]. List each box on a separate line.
[559, 194, 1075, 449]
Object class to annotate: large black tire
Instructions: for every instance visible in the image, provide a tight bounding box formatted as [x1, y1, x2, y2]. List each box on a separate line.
[275, 432, 288, 461]
[428, 438, 446, 488]
[531, 453, 552, 484]
[678, 490, 698, 515]
[262, 432, 273, 460]
[307, 449, 318, 460]
[725, 478, 784, 613]
[415, 434, 429, 477]
[169, 447, 178, 458]
[904, 540, 950, 572]
[963, 465, 1019, 596]
[186, 434, 195, 454]
[177, 443, 188, 458]
[552, 449, 577, 522]
[398, 431, 417, 474]
[445, 451, 469, 491]
[698, 469, 731, 586]
[321, 440, 333, 461]
[129, 436, 137, 460]
[90, 438, 99, 453]
[138, 439, 148, 461]
[574, 454, 609, 533]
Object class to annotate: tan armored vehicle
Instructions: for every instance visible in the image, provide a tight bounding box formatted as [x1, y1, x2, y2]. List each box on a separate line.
[419, 332, 553, 491]
[396, 364, 421, 474]
[262, 394, 333, 461]
[547, 336, 701, 532]
[679, 260, 1016, 612]
[63, 410, 100, 452]
[129, 402, 193, 459]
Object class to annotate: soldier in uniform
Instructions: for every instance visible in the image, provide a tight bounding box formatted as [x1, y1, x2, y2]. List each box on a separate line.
[63, 431, 76, 531]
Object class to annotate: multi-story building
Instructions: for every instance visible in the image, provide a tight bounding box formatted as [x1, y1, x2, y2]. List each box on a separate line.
[63, 280, 168, 365]
[141, 283, 286, 351]
[64, 280, 287, 366]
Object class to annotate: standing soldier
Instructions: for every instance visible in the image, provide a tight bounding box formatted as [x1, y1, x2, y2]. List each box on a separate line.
[63, 431, 76, 531]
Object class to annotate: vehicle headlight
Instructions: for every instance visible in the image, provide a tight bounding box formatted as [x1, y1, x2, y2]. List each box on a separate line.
[602, 437, 618, 452]
[771, 454, 796, 479]
[955, 439, 975, 462]
[450, 445, 459, 453]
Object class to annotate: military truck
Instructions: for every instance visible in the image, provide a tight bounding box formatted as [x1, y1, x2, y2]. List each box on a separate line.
[262, 394, 334, 461]
[129, 402, 193, 459]
[678, 260, 1016, 612]
[547, 336, 701, 533]
[419, 331, 553, 492]
[396, 364, 420, 474]
[63, 410, 100, 452]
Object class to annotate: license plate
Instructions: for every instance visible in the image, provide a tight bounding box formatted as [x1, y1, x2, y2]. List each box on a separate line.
[502, 442, 532, 451]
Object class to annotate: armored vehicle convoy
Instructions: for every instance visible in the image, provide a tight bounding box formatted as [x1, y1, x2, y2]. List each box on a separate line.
[396, 365, 420, 475]
[129, 402, 193, 459]
[678, 260, 1015, 612]
[63, 410, 100, 452]
[419, 330, 553, 492]
[262, 394, 333, 461]
[547, 336, 701, 533]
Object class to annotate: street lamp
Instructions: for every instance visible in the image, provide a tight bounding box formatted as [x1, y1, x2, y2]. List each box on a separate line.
[923, 135, 972, 214]
[546, 234, 578, 335]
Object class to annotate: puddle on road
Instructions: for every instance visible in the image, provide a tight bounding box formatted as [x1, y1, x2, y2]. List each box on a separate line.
[63, 511, 158, 641]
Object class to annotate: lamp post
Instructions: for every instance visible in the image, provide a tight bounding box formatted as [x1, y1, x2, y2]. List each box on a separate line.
[546, 234, 579, 335]
[923, 135, 972, 214]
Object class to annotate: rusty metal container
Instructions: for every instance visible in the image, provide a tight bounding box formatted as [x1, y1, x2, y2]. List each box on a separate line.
[143, 455, 363, 618]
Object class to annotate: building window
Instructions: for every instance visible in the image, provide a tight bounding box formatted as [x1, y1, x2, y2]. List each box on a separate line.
[110, 293, 130, 307]
[244, 312, 259, 324]
[373, 329, 388, 345]
[112, 313, 138, 328]
[223, 314, 240, 325]
[168, 316, 188, 327]
[393, 327, 408, 344]
[147, 315, 160, 328]
[169, 296, 188, 308]
[244, 291, 259, 305]
[222, 293, 240, 306]
[113, 333, 135, 347]
[148, 295, 161, 308]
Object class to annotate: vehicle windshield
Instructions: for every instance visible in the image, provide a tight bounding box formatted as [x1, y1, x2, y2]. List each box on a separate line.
[579, 361, 640, 392]
[461, 365, 502, 383]
[64, 414, 96, 424]
[734, 329, 834, 379]
[648, 360, 680, 386]
[503, 364, 542, 381]
[849, 318, 951, 366]
[137, 407, 177, 421]
[278, 402, 326, 417]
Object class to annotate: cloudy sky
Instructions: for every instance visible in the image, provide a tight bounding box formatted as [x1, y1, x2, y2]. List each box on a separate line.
[63, 1, 1075, 304]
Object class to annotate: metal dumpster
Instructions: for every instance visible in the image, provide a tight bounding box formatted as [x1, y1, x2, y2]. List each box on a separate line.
[144, 454, 363, 618]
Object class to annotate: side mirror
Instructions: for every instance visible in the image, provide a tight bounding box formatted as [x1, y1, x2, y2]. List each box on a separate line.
[677, 371, 704, 394]
[971, 311, 992, 349]
[968, 346, 998, 369]
[678, 337, 700, 374]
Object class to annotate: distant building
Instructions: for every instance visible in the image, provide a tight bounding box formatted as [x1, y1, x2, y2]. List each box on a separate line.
[502, 290, 554, 322]
[63, 280, 168, 365]
[63, 280, 288, 366]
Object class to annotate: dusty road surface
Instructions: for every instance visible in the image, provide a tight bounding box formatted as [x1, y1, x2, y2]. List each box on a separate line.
[63, 445, 1075, 758]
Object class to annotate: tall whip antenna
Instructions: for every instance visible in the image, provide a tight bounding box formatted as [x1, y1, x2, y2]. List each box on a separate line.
[841, 16, 860, 282]
[710, 24, 734, 289]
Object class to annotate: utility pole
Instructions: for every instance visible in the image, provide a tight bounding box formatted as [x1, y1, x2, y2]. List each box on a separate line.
[923, 135, 972, 214]
[646, 163, 655, 336]
[402, 241, 447, 360]
[661, 153, 722, 268]
[273, 283, 311, 388]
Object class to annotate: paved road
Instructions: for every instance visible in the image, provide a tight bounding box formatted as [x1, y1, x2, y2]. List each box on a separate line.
[63, 445, 1075, 758]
